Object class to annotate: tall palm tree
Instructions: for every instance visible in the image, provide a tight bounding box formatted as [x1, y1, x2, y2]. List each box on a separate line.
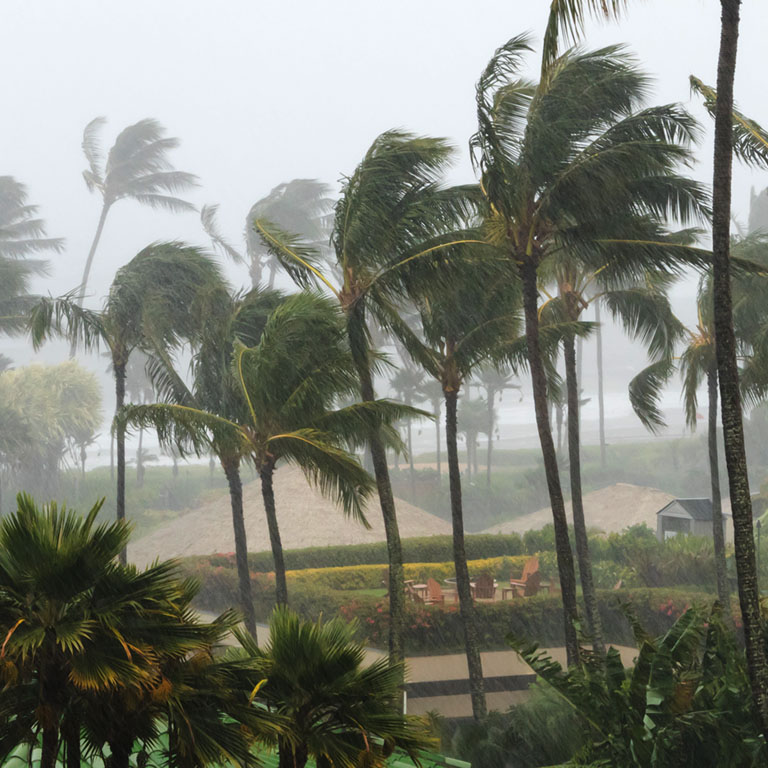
[389, 360, 426, 498]
[76, 118, 197, 309]
[201, 179, 334, 289]
[691, 64, 768, 734]
[471, 35, 707, 664]
[458, 396, 488, 479]
[417, 379, 444, 477]
[475, 365, 519, 488]
[29, 243, 223, 563]
[254, 131, 482, 664]
[123, 292, 402, 609]
[0, 177, 63, 344]
[238, 607, 430, 768]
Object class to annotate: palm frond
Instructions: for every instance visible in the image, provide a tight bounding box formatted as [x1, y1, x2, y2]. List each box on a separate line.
[628, 357, 676, 432]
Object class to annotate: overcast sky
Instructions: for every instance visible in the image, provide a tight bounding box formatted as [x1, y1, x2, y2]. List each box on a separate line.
[3, 0, 768, 438]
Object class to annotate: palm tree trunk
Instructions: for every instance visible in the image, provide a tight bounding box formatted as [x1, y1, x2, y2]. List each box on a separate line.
[114, 359, 127, 565]
[71, 202, 110, 352]
[595, 302, 606, 467]
[110, 431, 115, 481]
[520, 261, 580, 665]
[564, 335, 605, 659]
[136, 426, 144, 487]
[63, 716, 80, 768]
[222, 457, 257, 635]
[486, 390, 494, 490]
[347, 306, 405, 665]
[260, 460, 288, 606]
[711, 0, 768, 738]
[41, 727, 59, 768]
[445, 387, 486, 720]
[406, 394, 415, 501]
[107, 735, 132, 768]
[708, 367, 730, 614]
[434, 397, 441, 478]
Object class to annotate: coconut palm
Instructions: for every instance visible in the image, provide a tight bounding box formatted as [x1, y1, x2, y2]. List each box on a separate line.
[691, 68, 768, 733]
[238, 607, 431, 768]
[471, 34, 707, 664]
[76, 117, 197, 309]
[458, 396, 488, 479]
[253, 131, 482, 663]
[122, 292, 404, 610]
[202, 179, 334, 290]
[389, 360, 426, 498]
[417, 378, 444, 477]
[474, 365, 519, 488]
[0, 177, 63, 343]
[29, 243, 224, 563]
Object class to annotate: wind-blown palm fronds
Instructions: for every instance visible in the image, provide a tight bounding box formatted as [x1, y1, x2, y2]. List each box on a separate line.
[253, 131, 484, 665]
[76, 118, 198, 308]
[29, 243, 224, 562]
[471, 34, 708, 667]
[0, 177, 62, 340]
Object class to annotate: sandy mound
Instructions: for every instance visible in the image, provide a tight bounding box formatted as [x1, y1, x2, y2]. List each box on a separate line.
[483, 483, 675, 535]
[129, 465, 451, 567]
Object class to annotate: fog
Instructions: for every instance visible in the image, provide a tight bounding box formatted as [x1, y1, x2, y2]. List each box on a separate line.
[2, 0, 768, 455]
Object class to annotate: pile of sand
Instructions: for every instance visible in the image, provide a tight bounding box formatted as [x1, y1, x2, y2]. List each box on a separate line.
[129, 465, 452, 567]
[483, 483, 676, 535]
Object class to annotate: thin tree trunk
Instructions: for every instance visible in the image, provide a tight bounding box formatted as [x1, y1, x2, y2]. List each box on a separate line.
[406, 394, 415, 501]
[445, 387, 486, 720]
[434, 397, 441, 478]
[711, 0, 768, 738]
[520, 261, 580, 665]
[114, 359, 127, 565]
[347, 307, 405, 665]
[71, 203, 110, 353]
[564, 335, 605, 659]
[708, 367, 731, 614]
[136, 426, 144, 487]
[595, 302, 606, 467]
[107, 735, 132, 768]
[41, 727, 58, 768]
[110, 431, 114, 481]
[260, 460, 288, 606]
[222, 457, 257, 635]
[486, 390, 494, 490]
[556, 403, 564, 454]
[63, 717, 80, 768]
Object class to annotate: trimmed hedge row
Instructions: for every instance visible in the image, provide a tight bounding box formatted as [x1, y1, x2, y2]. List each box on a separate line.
[347, 588, 716, 652]
[195, 534, 526, 573]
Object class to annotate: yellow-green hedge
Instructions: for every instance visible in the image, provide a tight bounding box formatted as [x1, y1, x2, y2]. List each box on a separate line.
[285, 555, 532, 591]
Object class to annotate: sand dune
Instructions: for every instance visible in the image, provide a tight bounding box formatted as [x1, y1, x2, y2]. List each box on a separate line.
[129, 465, 451, 566]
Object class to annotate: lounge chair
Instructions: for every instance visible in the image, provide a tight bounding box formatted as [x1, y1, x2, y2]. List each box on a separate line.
[424, 577, 446, 604]
[503, 556, 539, 599]
[473, 572, 496, 600]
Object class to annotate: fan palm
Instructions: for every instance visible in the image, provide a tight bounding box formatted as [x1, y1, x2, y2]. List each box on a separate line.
[471, 34, 707, 663]
[238, 607, 431, 768]
[202, 179, 334, 290]
[76, 117, 197, 309]
[254, 130, 485, 664]
[0, 177, 63, 342]
[29, 243, 224, 563]
[121, 292, 402, 610]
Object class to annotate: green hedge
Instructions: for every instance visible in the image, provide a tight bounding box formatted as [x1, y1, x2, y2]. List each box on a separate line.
[348, 588, 716, 652]
[193, 534, 525, 573]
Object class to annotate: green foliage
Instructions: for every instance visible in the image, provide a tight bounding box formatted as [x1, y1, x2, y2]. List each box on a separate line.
[235, 608, 433, 767]
[509, 607, 766, 766]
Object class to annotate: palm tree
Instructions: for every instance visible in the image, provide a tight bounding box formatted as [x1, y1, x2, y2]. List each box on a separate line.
[475, 365, 519, 488]
[389, 360, 426, 498]
[202, 179, 334, 290]
[254, 131, 482, 664]
[471, 35, 707, 664]
[238, 607, 430, 768]
[417, 379, 444, 477]
[0, 177, 63, 345]
[458, 396, 488, 479]
[29, 243, 223, 563]
[122, 292, 401, 610]
[76, 118, 197, 309]
[691, 65, 768, 734]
